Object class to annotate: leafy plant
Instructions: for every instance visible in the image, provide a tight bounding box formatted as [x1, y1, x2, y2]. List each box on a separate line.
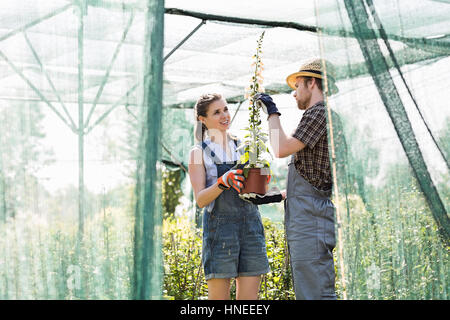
[161, 167, 183, 219]
[238, 31, 272, 172]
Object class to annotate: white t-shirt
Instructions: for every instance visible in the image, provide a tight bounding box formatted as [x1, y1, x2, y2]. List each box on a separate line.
[192, 136, 242, 212]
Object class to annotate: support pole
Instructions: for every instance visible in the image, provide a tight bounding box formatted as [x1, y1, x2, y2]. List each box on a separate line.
[163, 19, 205, 62]
[0, 4, 73, 42]
[165, 8, 317, 33]
[23, 32, 77, 131]
[84, 12, 135, 128]
[0, 50, 76, 133]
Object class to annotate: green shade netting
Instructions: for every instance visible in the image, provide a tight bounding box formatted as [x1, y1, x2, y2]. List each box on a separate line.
[317, 0, 449, 299]
[0, 0, 449, 300]
[0, 0, 163, 299]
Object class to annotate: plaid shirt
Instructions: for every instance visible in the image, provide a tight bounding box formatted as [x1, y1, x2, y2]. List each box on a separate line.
[292, 101, 332, 191]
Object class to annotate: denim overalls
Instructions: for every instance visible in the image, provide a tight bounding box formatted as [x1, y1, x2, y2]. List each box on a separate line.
[285, 155, 337, 299]
[201, 141, 270, 281]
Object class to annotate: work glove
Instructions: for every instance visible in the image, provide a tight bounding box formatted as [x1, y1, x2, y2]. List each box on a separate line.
[239, 187, 283, 205]
[230, 161, 247, 171]
[254, 93, 281, 118]
[217, 169, 245, 193]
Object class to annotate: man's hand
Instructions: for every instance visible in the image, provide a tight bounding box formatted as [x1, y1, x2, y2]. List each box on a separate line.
[239, 187, 283, 205]
[217, 169, 245, 193]
[254, 93, 281, 118]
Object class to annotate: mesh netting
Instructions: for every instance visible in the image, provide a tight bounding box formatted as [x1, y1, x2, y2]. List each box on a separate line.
[0, 0, 163, 299]
[317, 0, 449, 299]
[0, 0, 448, 300]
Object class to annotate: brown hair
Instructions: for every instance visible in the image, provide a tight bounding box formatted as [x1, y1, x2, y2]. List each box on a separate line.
[194, 93, 223, 142]
[303, 76, 323, 92]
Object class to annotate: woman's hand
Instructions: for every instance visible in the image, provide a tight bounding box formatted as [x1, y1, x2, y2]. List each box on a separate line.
[189, 147, 224, 208]
[217, 169, 245, 193]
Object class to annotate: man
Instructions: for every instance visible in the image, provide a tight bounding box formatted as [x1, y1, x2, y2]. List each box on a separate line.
[255, 59, 338, 300]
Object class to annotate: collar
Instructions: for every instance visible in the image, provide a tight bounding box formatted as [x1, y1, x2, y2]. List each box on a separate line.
[310, 100, 325, 109]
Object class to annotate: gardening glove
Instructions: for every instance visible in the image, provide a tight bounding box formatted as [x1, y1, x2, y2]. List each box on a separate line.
[239, 187, 283, 205]
[230, 161, 248, 171]
[254, 93, 281, 118]
[217, 169, 245, 193]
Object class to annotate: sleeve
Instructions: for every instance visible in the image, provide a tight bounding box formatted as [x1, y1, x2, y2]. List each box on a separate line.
[292, 106, 327, 148]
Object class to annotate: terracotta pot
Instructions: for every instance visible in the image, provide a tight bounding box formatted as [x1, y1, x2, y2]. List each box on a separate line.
[240, 168, 269, 195]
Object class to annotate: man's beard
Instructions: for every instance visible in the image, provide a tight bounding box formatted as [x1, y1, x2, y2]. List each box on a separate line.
[297, 94, 311, 110]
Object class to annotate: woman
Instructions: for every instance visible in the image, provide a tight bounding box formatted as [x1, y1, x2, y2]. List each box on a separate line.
[188, 93, 270, 300]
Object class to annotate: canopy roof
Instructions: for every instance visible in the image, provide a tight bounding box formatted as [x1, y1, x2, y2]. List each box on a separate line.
[0, 0, 449, 301]
[1, 0, 449, 110]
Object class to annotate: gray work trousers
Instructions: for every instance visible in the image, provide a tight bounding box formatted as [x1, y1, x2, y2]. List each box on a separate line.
[284, 159, 337, 300]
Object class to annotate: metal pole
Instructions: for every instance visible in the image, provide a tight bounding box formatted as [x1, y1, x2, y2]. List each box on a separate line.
[85, 17, 204, 133]
[163, 19, 205, 62]
[0, 4, 73, 42]
[84, 11, 135, 128]
[23, 32, 77, 131]
[0, 50, 77, 133]
[165, 8, 317, 33]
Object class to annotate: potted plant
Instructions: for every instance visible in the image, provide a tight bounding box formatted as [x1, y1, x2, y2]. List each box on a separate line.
[238, 31, 272, 195]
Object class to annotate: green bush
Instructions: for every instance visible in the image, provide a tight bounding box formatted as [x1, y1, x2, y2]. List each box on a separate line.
[259, 218, 295, 300]
[162, 216, 207, 300]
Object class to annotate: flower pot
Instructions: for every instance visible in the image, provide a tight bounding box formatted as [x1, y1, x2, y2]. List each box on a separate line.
[240, 168, 269, 195]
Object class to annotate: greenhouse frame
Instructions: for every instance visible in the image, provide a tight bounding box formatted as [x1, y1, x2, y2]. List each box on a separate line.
[0, 0, 448, 300]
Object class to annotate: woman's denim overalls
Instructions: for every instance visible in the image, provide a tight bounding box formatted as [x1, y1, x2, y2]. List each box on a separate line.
[201, 141, 270, 281]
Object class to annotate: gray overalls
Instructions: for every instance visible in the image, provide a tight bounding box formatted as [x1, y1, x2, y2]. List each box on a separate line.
[285, 155, 337, 300]
[201, 141, 270, 281]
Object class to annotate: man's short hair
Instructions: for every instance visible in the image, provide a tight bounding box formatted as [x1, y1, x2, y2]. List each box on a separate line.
[303, 76, 323, 92]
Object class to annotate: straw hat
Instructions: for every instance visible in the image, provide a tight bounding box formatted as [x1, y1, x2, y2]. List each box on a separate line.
[286, 58, 338, 95]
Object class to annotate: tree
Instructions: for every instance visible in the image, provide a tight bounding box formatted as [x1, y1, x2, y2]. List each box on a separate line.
[0, 101, 53, 222]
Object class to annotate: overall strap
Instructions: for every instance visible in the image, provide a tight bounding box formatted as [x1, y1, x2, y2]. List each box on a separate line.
[229, 137, 242, 156]
[201, 141, 222, 164]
